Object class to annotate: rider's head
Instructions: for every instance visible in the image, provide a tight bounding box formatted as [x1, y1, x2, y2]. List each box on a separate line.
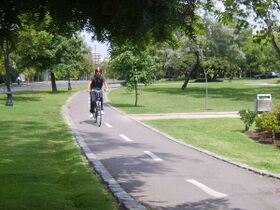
[95, 67, 102, 76]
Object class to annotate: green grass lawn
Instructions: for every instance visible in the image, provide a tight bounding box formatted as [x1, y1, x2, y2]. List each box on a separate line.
[109, 79, 280, 174]
[108, 79, 280, 114]
[145, 118, 280, 174]
[0, 87, 118, 210]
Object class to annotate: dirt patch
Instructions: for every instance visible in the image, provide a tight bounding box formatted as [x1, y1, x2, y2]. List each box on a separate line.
[246, 131, 280, 147]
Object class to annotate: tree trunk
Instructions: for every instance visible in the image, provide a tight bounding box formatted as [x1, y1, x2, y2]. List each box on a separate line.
[0, 71, 4, 83]
[3, 40, 13, 106]
[50, 71, 57, 92]
[181, 51, 200, 90]
[134, 80, 138, 107]
[270, 32, 280, 58]
[265, 19, 280, 58]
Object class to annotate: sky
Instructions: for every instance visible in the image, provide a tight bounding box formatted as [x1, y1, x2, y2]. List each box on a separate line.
[80, 30, 110, 58]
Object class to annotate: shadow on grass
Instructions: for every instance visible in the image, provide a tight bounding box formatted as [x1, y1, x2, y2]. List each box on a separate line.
[0, 90, 71, 103]
[0, 120, 76, 158]
[109, 103, 145, 108]
[0, 120, 107, 209]
[144, 86, 280, 103]
[13, 90, 69, 95]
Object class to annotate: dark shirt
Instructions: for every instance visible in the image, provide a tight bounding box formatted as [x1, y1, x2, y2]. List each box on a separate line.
[90, 75, 105, 89]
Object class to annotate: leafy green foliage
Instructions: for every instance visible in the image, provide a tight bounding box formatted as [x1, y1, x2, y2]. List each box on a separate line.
[0, 1, 189, 45]
[110, 43, 159, 106]
[204, 57, 230, 81]
[241, 32, 280, 74]
[22, 68, 36, 83]
[15, 13, 88, 90]
[221, 0, 280, 57]
[256, 112, 280, 140]
[239, 109, 257, 131]
[53, 36, 85, 80]
[256, 104, 280, 140]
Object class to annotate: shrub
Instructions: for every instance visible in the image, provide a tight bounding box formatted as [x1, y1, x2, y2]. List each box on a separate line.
[255, 112, 280, 140]
[239, 109, 257, 131]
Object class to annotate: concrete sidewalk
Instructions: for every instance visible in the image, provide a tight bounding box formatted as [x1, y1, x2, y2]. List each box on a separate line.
[129, 112, 240, 120]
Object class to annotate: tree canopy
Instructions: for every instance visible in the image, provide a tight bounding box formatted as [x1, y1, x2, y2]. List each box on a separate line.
[0, 0, 189, 44]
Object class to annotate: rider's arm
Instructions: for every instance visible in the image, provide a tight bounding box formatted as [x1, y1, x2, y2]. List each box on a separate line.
[87, 81, 92, 92]
[104, 81, 109, 92]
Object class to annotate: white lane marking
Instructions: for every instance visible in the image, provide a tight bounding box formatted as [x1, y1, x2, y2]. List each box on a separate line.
[186, 179, 227, 198]
[144, 151, 163, 162]
[119, 134, 133, 142]
[105, 123, 113, 128]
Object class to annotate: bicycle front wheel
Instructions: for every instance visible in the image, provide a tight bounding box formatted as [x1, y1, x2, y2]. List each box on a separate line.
[96, 105, 102, 127]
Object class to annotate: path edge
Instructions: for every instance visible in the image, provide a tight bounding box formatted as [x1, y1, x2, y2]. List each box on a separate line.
[62, 91, 146, 210]
[107, 103, 280, 181]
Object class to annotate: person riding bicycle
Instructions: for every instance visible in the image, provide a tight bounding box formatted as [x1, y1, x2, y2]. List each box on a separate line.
[87, 67, 108, 118]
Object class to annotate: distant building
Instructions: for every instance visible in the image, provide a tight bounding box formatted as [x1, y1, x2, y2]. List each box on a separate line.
[92, 52, 103, 65]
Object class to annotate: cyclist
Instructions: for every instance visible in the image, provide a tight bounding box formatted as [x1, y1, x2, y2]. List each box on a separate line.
[87, 67, 108, 118]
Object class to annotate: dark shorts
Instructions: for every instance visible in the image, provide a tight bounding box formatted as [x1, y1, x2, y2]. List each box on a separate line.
[91, 90, 103, 102]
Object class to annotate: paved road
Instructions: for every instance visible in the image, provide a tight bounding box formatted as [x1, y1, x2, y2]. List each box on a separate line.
[0, 79, 121, 93]
[68, 91, 280, 210]
[0, 80, 88, 93]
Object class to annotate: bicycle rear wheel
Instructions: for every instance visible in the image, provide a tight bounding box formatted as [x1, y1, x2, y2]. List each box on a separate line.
[96, 105, 102, 127]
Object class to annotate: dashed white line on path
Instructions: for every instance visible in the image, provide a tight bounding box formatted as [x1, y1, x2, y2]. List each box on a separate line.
[105, 123, 113, 128]
[144, 151, 163, 162]
[119, 134, 133, 142]
[186, 179, 228, 198]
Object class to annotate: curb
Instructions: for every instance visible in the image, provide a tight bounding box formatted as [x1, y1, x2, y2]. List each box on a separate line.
[107, 103, 280, 181]
[62, 91, 146, 210]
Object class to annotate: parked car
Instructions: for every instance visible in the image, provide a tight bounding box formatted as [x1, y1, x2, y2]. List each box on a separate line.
[254, 72, 280, 79]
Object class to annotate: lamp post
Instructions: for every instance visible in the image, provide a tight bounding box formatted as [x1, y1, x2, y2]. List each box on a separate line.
[68, 72, 72, 91]
[94, 44, 97, 69]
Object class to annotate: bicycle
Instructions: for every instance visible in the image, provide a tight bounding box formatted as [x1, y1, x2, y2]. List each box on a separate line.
[91, 88, 103, 127]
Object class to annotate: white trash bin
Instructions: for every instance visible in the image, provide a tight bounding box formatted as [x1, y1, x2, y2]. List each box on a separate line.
[255, 94, 272, 112]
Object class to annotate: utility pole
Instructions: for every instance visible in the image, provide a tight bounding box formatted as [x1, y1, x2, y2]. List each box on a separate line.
[94, 44, 97, 69]
[199, 48, 208, 111]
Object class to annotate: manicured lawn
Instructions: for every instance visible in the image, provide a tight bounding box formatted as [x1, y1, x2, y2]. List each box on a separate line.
[109, 79, 280, 173]
[145, 118, 280, 174]
[0, 87, 118, 210]
[108, 79, 280, 114]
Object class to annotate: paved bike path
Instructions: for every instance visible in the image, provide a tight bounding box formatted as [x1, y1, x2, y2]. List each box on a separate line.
[67, 91, 280, 210]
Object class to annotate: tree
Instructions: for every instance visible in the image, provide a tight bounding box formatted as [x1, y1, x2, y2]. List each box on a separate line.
[79, 47, 95, 80]
[202, 18, 245, 79]
[0, 56, 5, 84]
[0, 1, 203, 105]
[53, 36, 85, 90]
[0, 38, 16, 106]
[221, 0, 280, 57]
[156, 39, 197, 80]
[16, 27, 59, 91]
[110, 43, 158, 106]
[15, 13, 85, 92]
[100, 60, 116, 79]
[0, 1, 189, 45]
[203, 57, 230, 80]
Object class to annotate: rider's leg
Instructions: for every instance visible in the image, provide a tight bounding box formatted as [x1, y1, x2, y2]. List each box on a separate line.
[101, 97, 104, 110]
[90, 92, 97, 113]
